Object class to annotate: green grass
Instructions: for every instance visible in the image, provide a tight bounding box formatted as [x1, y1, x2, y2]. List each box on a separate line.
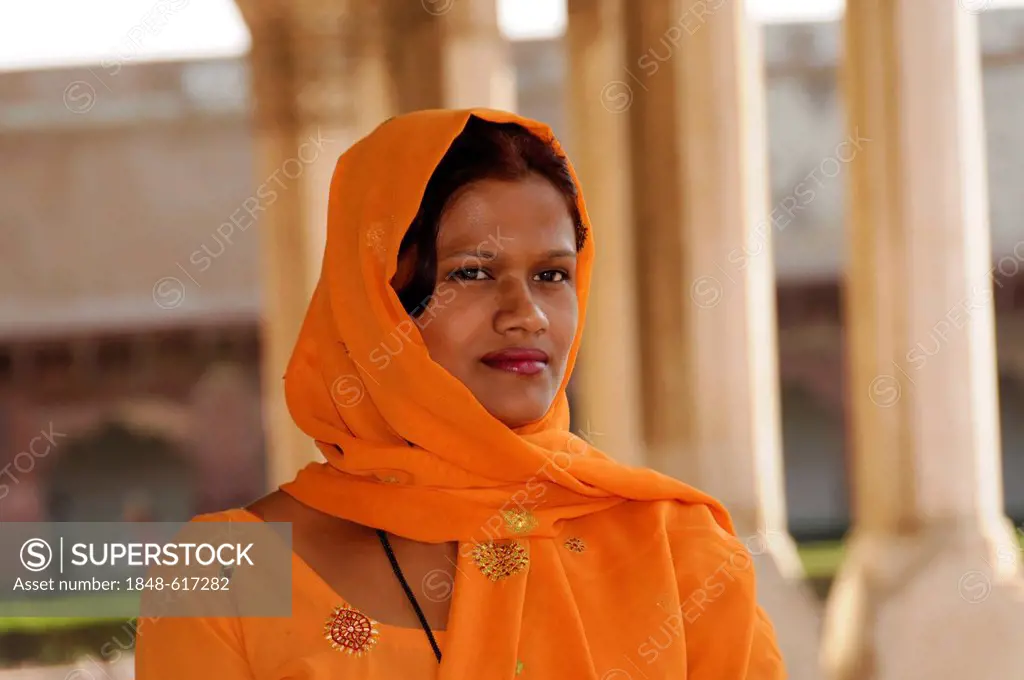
[0, 592, 139, 632]
[797, 531, 1024, 580]
[797, 540, 845, 579]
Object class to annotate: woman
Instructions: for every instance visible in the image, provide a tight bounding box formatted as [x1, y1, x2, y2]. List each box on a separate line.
[136, 108, 785, 679]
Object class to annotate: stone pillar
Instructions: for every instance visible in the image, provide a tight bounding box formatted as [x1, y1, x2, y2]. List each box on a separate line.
[240, 1, 397, 489]
[384, 0, 516, 111]
[625, 1, 821, 677]
[564, 0, 644, 465]
[822, 4, 1024, 680]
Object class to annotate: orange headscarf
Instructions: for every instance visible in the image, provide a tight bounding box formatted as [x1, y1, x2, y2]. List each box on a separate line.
[279, 108, 769, 677]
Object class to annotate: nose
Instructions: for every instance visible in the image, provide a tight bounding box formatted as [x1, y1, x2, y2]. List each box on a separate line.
[493, 277, 548, 336]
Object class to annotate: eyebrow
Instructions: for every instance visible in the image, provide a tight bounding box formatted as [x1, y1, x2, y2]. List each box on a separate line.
[438, 248, 577, 260]
[441, 249, 498, 260]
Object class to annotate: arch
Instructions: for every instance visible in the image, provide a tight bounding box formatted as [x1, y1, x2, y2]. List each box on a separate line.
[44, 420, 196, 522]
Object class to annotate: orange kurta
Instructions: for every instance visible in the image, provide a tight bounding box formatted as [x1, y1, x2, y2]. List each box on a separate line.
[135, 108, 785, 679]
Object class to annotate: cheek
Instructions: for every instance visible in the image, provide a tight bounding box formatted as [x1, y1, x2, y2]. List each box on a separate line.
[417, 291, 489, 360]
[546, 291, 579, 363]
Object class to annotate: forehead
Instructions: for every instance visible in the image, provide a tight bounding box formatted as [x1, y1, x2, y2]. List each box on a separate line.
[436, 176, 576, 252]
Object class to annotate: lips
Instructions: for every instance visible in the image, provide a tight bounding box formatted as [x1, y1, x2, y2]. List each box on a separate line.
[480, 348, 550, 376]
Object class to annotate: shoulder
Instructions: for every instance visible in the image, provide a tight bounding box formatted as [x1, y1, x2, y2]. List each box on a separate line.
[606, 497, 738, 542]
[663, 500, 749, 559]
[581, 499, 749, 572]
[243, 489, 292, 521]
[188, 507, 259, 524]
[183, 490, 320, 524]
[610, 499, 754, 584]
[243, 490, 366, 536]
[241, 489, 377, 558]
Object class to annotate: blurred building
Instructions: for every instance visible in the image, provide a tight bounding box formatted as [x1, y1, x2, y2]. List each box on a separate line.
[2, 10, 1023, 537]
[0, 58, 264, 521]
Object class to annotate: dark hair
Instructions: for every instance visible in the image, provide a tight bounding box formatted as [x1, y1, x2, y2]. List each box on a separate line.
[395, 116, 586, 317]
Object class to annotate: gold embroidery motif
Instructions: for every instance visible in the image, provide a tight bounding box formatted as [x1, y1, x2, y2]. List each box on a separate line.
[324, 605, 380, 656]
[472, 541, 529, 581]
[516, 659, 525, 675]
[502, 508, 538, 535]
[371, 469, 410, 484]
[564, 537, 586, 553]
[366, 224, 387, 261]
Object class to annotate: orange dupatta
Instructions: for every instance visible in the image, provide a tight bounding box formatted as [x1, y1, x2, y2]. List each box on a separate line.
[279, 108, 782, 679]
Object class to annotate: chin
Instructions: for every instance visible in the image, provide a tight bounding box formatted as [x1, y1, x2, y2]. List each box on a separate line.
[483, 399, 552, 430]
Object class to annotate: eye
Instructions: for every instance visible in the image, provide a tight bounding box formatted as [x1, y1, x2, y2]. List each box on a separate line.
[535, 270, 570, 283]
[447, 267, 489, 281]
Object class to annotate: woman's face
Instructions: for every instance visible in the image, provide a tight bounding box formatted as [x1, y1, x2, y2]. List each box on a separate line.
[410, 174, 579, 428]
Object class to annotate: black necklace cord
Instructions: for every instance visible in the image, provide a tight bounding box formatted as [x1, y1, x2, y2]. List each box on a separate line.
[376, 529, 443, 663]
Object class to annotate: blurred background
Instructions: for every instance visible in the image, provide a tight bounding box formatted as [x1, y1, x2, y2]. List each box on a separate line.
[2, 0, 1024, 678]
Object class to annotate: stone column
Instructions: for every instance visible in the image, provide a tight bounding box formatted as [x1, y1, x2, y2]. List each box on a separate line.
[383, 0, 516, 112]
[625, 1, 821, 677]
[564, 0, 644, 465]
[240, 1, 397, 489]
[822, 4, 1024, 680]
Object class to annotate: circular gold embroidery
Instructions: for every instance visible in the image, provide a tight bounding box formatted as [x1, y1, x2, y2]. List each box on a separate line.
[564, 537, 586, 553]
[502, 508, 538, 535]
[324, 606, 380, 655]
[472, 541, 529, 581]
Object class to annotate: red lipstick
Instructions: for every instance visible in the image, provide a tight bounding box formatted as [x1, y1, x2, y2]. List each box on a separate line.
[480, 347, 549, 376]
